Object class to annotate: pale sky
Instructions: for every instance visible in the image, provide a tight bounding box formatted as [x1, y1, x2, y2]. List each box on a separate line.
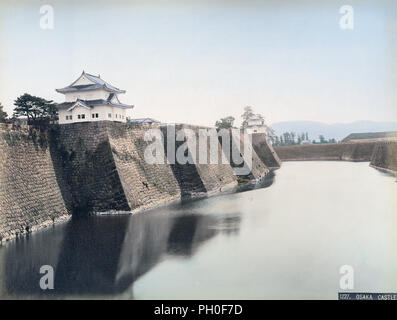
[0, 0, 396, 127]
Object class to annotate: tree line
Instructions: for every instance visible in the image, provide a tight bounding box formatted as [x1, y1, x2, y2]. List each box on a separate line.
[214, 106, 338, 145]
[0, 93, 58, 125]
[272, 133, 337, 146]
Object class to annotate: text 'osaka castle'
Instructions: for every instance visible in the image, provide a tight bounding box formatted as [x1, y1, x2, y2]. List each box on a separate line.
[56, 71, 134, 124]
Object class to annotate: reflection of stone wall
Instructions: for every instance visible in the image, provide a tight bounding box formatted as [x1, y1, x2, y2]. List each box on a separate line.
[370, 140, 397, 173]
[2, 205, 229, 297]
[274, 142, 376, 162]
[0, 124, 70, 242]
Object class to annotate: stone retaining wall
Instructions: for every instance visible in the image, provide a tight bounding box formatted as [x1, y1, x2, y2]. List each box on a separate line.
[0, 124, 70, 242]
[226, 130, 270, 181]
[251, 133, 281, 169]
[51, 122, 130, 214]
[107, 123, 182, 211]
[0, 121, 278, 242]
[274, 141, 376, 162]
[370, 140, 397, 174]
[162, 124, 239, 198]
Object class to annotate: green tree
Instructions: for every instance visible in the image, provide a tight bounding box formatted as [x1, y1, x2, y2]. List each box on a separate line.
[267, 126, 276, 143]
[290, 132, 296, 145]
[241, 106, 254, 121]
[319, 135, 326, 144]
[0, 102, 8, 123]
[241, 106, 255, 128]
[215, 116, 235, 129]
[42, 101, 59, 123]
[13, 93, 58, 124]
[297, 134, 302, 144]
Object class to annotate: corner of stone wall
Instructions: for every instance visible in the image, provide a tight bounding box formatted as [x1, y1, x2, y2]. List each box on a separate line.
[0, 125, 70, 242]
[370, 140, 397, 173]
[251, 133, 281, 169]
[106, 122, 182, 212]
[53, 122, 131, 215]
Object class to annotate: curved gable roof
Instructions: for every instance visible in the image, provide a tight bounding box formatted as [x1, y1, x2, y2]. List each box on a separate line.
[56, 71, 126, 94]
[57, 98, 134, 110]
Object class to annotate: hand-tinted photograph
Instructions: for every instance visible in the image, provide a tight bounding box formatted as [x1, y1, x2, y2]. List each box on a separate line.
[0, 0, 396, 307]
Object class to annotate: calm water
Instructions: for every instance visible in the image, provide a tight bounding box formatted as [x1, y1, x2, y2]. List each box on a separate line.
[0, 161, 396, 299]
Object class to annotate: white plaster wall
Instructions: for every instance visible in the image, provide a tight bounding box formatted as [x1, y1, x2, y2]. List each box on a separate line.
[111, 106, 127, 122]
[58, 105, 128, 124]
[58, 109, 71, 124]
[246, 126, 267, 135]
[247, 119, 264, 126]
[65, 89, 110, 102]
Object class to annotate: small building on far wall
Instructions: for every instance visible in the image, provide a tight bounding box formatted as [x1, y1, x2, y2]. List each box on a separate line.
[243, 115, 268, 135]
[56, 71, 134, 124]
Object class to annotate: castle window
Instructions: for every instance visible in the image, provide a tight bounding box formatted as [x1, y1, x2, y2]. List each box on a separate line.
[66, 116, 68, 120]
[108, 113, 112, 118]
[82, 114, 85, 119]
[92, 114, 95, 118]
[96, 113, 99, 118]
[78, 115, 81, 119]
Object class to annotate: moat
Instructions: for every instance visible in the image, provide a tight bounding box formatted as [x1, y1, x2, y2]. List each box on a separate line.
[0, 161, 396, 299]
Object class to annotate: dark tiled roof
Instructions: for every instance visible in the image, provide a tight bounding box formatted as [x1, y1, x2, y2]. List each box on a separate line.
[56, 71, 126, 94]
[107, 93, 115, 101]
[57, 99, 133, 110]
[246, 125, 265, 128]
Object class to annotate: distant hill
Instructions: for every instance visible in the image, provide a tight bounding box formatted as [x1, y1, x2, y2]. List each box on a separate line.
[269, 121, 397, 142]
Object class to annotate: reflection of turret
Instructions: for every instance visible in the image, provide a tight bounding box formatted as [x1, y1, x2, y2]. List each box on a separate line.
[2, 200, 241, 298]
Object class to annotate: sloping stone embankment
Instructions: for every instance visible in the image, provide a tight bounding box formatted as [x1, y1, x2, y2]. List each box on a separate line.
[0, 124, 70, 242]
[0, 121, 276, 242]
[274, 141, 376, 162]
[370, 140, 397, 174]
[51, 122, 131, 214]
[251, 133, 281, 169]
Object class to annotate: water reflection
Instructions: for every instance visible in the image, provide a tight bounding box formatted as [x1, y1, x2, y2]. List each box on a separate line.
[1, 193, 250, 298]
